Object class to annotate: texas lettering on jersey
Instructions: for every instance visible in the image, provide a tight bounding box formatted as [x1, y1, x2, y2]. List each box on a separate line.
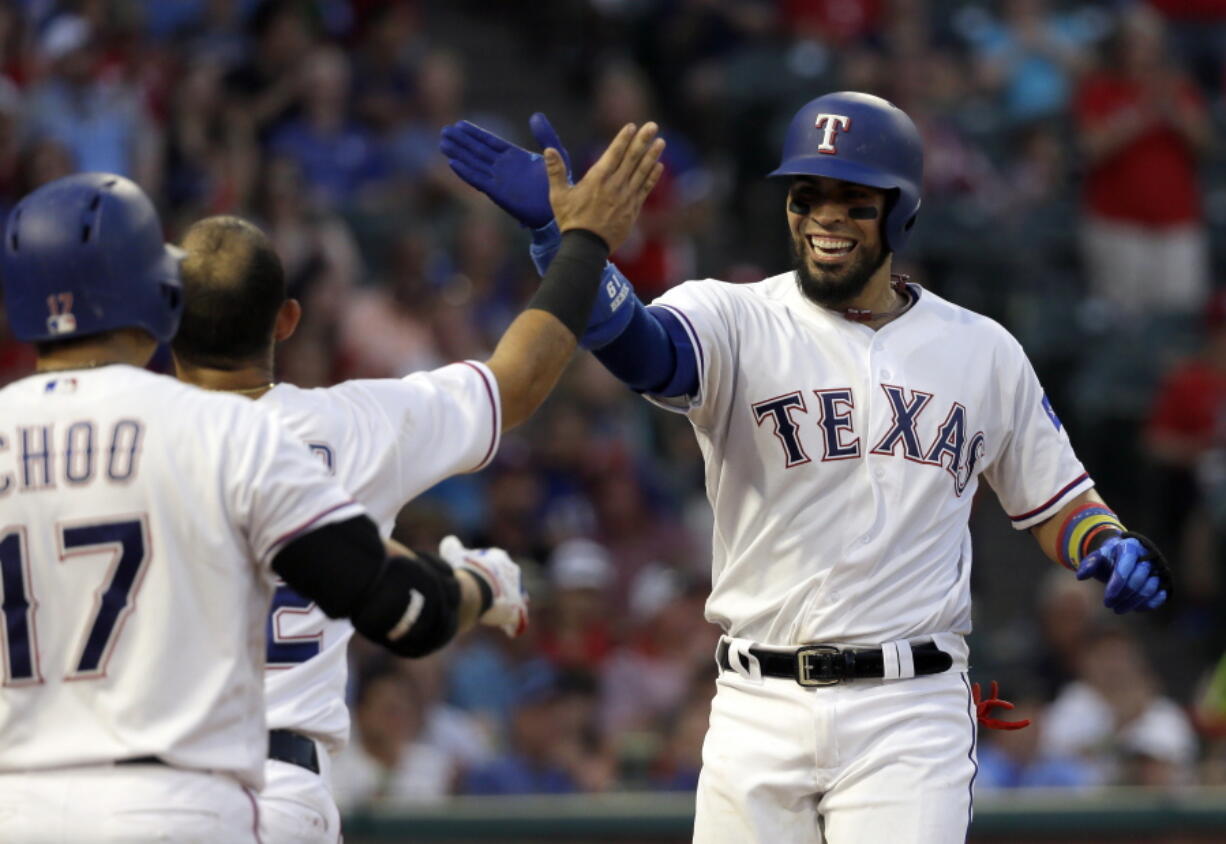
[752, 384, 986, 495]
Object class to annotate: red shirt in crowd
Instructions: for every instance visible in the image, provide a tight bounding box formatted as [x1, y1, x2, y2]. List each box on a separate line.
[1147, 359, 1226, 453]
[1074, 72, 1206, 227]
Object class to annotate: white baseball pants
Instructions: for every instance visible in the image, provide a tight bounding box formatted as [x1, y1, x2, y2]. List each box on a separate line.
[257, 753, 342, 844]
[694, 667, 979, 843]
[0, 764, 260, 843]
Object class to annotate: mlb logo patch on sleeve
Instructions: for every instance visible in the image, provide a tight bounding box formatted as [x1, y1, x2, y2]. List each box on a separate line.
[1042, 394, 1062, 430]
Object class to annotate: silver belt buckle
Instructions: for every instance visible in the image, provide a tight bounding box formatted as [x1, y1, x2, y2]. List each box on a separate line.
[796, 644, 841, 687]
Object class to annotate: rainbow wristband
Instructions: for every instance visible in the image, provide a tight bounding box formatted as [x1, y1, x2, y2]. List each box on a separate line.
[1057, 504, 1125, 571]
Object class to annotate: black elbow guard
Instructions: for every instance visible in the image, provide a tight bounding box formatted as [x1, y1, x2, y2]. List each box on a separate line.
[350, 551, 461, 657]
[271, 516, 462, 657]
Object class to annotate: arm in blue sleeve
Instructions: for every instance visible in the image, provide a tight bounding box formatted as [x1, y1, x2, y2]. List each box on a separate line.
[593, 298, 699, 397]
[535, 219, 698, 397]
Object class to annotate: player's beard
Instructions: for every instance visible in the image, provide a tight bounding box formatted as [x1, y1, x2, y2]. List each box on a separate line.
[791, 232, 889, 310]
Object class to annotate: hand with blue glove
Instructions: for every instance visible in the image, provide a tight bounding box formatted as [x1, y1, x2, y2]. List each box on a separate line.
[1075, 531, 1172, 613]
[440, 113, 654, 350]
[439, 112, 571, 229]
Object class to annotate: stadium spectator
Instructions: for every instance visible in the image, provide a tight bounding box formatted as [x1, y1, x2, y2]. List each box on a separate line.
[461, 663, 587, 795]
[338, 225, 445, 380]
[586, 62, 707, 301]
[975, 693, 1098, 789]
[1073, 4, 1214, 318]
[267, 45, 390, 212]
[537, 538, 616, 671]
[25, 14, 161, 187]
[962, 0, 1101, 125]
[1042, 626, 1198, 786]
[600, 567, 715, 740]
[222, 0, 315, 139]
[332, 667, 457, 810]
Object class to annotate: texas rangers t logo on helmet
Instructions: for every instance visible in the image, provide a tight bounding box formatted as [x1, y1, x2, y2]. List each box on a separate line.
[814, 114, 851, 154]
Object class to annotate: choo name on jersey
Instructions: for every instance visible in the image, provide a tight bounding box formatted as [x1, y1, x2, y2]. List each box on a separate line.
[0, 420, 143, 496]
[752, 385, 985, 496]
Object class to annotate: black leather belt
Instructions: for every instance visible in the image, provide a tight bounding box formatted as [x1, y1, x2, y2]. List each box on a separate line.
[268, 729, 320, 774]
[717, 639, 952, 686]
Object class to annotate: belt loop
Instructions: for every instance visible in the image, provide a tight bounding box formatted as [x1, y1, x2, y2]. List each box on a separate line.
[726, 637, 763, 684]
[881, 641, 901, 680]
[895, 640, 916, 680]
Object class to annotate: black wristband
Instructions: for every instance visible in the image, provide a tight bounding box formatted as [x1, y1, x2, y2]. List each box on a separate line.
[471, 570, 495, 615]
[525, 229, 610, 339]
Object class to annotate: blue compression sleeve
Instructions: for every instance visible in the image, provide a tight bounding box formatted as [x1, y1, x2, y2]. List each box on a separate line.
[594, 298, 699, 397]
[534, 219, 698, 397]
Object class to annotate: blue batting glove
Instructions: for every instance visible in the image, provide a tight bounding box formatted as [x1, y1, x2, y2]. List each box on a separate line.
[530, 220, 561, 277]
[438, 112, 572, 229]
[441, 113, 641, 350]
[1076, 535, 1168, 613]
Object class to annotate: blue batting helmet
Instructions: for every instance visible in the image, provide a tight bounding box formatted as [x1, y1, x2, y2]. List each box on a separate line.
[1, 173, 183, 343]
[769, 91, 923, 253]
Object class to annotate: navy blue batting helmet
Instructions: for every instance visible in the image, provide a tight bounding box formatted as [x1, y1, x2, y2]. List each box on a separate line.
[1, 173, 183, 343]
[769, 91, 923, 253]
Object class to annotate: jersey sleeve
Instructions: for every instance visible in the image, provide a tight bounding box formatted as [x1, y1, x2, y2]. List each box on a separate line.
[225, 402, 367, 565]
[982, 337, 1093, 530]
[643, 280, 734, 426]
[326, 361, 501, 524]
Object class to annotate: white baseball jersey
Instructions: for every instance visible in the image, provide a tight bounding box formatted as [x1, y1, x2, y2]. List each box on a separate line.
[648, 274, 1091, 646]
[258, 361, 501, 751]
[0, 365, 364, 789]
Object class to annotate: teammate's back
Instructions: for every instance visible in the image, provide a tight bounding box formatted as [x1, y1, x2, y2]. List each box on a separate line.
[0, 173, 503, 843]
[0, 365, 356, 783]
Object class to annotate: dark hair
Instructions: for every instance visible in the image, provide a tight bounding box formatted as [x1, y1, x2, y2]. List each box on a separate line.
[172, 216, 286, 368]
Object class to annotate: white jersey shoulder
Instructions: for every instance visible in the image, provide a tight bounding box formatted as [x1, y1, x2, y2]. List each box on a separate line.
[647, 275, 1090, 647]
[257, 360, 501, 751]
[0, 366, 363, 788]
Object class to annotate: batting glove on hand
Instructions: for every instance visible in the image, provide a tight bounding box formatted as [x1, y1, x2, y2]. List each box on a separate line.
[438, 535, 528, 637]
[1075, 532, 1171, 613]
[439, 112, 572, 229]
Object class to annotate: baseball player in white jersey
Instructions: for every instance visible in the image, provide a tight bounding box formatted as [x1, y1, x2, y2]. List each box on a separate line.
[170, 123, 665, 842]
[0, 175, 530, 842]
[442, 93, 1173, 842]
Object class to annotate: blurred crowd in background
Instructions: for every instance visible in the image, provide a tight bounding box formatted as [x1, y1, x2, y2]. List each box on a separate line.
[1, 0, 1226, 807]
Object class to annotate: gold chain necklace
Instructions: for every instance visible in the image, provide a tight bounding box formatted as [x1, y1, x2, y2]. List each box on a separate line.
[38, 360, 116, 373]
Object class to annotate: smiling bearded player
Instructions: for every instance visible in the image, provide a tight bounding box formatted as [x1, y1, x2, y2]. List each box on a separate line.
[440, 91, 1172, 843]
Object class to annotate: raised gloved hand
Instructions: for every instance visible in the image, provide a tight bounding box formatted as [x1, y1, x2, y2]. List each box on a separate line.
[441, 113, 656, 350]
[439, 112, 571, 229]
[438, 535, 528, 637]
[972, 681, 1031, 731]
[1075, 532, 1171, 613]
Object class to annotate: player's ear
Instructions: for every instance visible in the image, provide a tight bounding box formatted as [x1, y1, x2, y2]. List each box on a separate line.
[275, 299, 302, 342]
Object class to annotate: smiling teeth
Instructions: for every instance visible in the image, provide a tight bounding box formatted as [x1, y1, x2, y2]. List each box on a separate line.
[810, 237, 853, 249]
[809, 236, 854, 255]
